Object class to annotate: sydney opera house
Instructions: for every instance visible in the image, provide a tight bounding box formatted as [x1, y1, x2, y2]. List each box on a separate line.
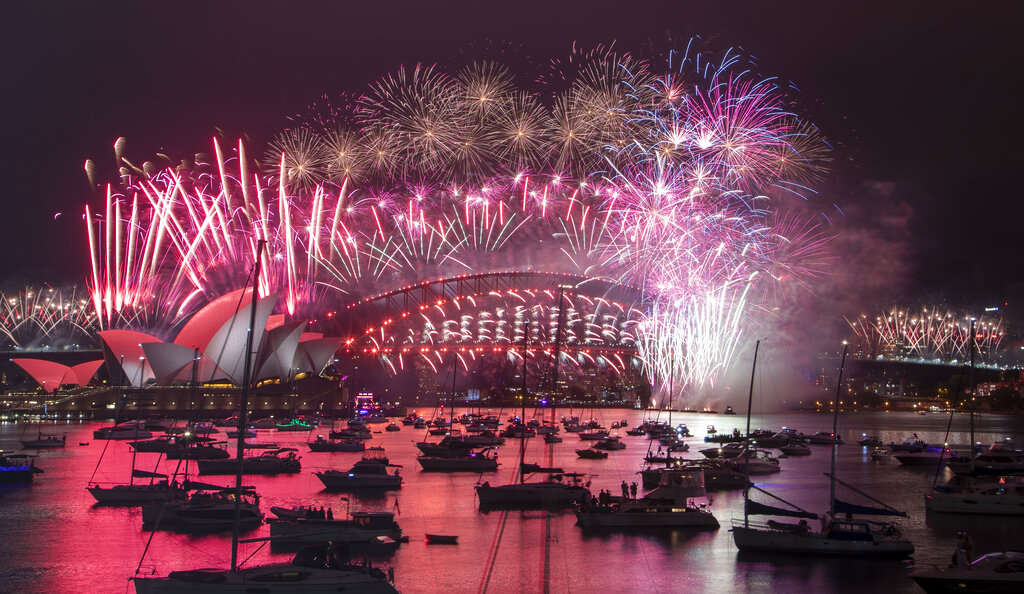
[4, 289, 347, 417]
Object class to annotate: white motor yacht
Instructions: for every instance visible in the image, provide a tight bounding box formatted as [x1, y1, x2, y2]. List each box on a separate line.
[417, 448, 499, 472]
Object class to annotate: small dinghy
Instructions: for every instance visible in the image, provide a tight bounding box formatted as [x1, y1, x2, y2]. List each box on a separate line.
[426, 534, 458, 545]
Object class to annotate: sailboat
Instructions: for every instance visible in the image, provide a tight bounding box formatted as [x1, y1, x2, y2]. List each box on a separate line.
[20, 430, 66, 448]
[731, 341, 914, 556]
[575, 467, 718, 529]
[132, 241, 398, 593]
[416, 353, 499, 472]
[475, 317, 589, 508]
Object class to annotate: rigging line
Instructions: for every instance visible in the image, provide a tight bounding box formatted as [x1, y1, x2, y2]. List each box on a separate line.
[135, 456, 187, 576]
[477, 507, 512, 594]
[932, 363, 968, 489]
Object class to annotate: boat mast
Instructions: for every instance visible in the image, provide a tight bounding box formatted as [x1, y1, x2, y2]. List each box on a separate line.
[231, 239, 265, 572]
[743, 340, 759, 528]
[829, 341, 849, 517]
[520, 317, 528, 484]
[968, 318, 976, 458]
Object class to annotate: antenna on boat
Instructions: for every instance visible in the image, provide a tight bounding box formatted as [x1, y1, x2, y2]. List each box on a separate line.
[743, 339, 760, 529]
[230, 239, 265, 573]
[520, 316, 529, 484]
[829, 341, 849, 517]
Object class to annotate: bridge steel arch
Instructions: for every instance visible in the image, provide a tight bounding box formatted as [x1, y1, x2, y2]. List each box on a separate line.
[322, 271, 645, 351]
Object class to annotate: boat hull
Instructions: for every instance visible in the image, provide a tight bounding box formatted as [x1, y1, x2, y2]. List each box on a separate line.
[133, 565, 398, 594]
[315, 472, 402, 490]
[268, 518, 403, 544]
[576, 508, 719, 529]
[88, 484, 187, 505]
[476, 482, 590, 507]
[925, 494, 1024, 515]
[731, 526, 914, 556]
[417, 457, 498, 472]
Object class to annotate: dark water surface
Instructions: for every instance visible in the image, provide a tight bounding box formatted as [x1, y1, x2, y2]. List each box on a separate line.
[2, 409, 1022, 593]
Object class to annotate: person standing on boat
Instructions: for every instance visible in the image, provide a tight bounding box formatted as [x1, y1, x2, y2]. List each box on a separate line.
[621, 481, 630, 500]
[630, 482, 638, 500]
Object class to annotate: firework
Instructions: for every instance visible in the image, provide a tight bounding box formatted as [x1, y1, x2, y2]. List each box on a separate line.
[847, 307, 1004, 363]
[84, 40, 830, 401]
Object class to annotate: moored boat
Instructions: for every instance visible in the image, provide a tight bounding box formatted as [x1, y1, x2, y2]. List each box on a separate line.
[196, 448, 301, 475]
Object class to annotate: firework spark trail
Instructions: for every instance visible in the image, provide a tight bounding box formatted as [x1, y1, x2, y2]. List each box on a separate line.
[82, 41, 831, 398]
[0, 287, 98, 349]
[847, 307, 1004, 363]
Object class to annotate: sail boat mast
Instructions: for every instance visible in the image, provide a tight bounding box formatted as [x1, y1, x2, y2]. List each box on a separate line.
[829, 342, 849, 517]
[231, 239, 265, 572]
[743, 340, 760, 528]
[968, 318, 976, 457]
[520, 317, 528, 484]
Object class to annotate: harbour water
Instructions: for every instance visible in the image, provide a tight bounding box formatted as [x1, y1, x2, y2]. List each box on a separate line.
[2, 409, 1022, 593]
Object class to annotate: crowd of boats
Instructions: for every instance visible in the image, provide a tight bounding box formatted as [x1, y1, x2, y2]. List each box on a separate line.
[8, 404, 1023, 593]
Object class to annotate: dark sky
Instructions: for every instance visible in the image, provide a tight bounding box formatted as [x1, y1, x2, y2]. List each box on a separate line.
[3, 1, 1022, 314]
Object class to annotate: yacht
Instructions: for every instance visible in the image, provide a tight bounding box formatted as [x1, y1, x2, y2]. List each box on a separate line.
[911, 550, 1024, 593]
[417, 448, 499, 472]
[725, 448, 781, 474]
[196, 448, 301, 475]
[576, 468, 718, 529]
[0, 451, 40, 482]
[268, 511, 403, 545]
[946, 441, 1024, 475]
[315, 457, 403, 490]
[141, 488, 263, 530]
[132, 544, 398, 593]
[307, 435, 366, 452]
[94, 422, 153, 440]
[20, 432, 66, 448]
[925, 475, 1024, 515]
[476, 472, 590, 508]
[88, 479, 188, 505]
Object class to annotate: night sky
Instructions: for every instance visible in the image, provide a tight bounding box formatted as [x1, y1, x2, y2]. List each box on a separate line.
[3, 1, 1022, 320]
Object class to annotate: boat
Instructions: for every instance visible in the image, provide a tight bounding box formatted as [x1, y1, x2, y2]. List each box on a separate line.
[869, 448, 892, 462]
[268, 511, 402, 545]
[20, 431, 66, 449]
[575, 468, 718, 529]
[910, 550, 1024, 593]
[307, 435, 366, 452]
[88, 471, 188, 505]
[417, 448, 499, 471]
[699, 442, 747, 459]
[384, 423, 400, 432]
[731, 341, 913, 557]
[0, 451, 41, 482]
[141, 487, 263, 530]
[857, 435, 883, 447]
[225, 428, 257, 439]
[779, 443, 811, 456]
[946, 441, 1024, 476]
[476, 472, 591, 508]
[315, 456, 403, 490]
[94, 421, 153, 440]
[726, 448, 781, 474]
[425, 534, 458, 545]
[807, 431, 842, 445]
[592, 436, 626, 451]
[133, 543, 398, 593]
[275, 419, 314, 432]
[129, 243, 398, 593]
[925, 475, 1024, 515]
[163, 442, 231, 460]
[270, 505, 321, 520]
[894, 446, 951, 467]
[889, 437, 928, 452]
[329, 427, 373, 440]
[544, 433, 563, 444]
[575, 448, 608, 459]
[724, 406, 737, 415]
[196, 448, 301, 475]
[577, 429, 610, 441]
